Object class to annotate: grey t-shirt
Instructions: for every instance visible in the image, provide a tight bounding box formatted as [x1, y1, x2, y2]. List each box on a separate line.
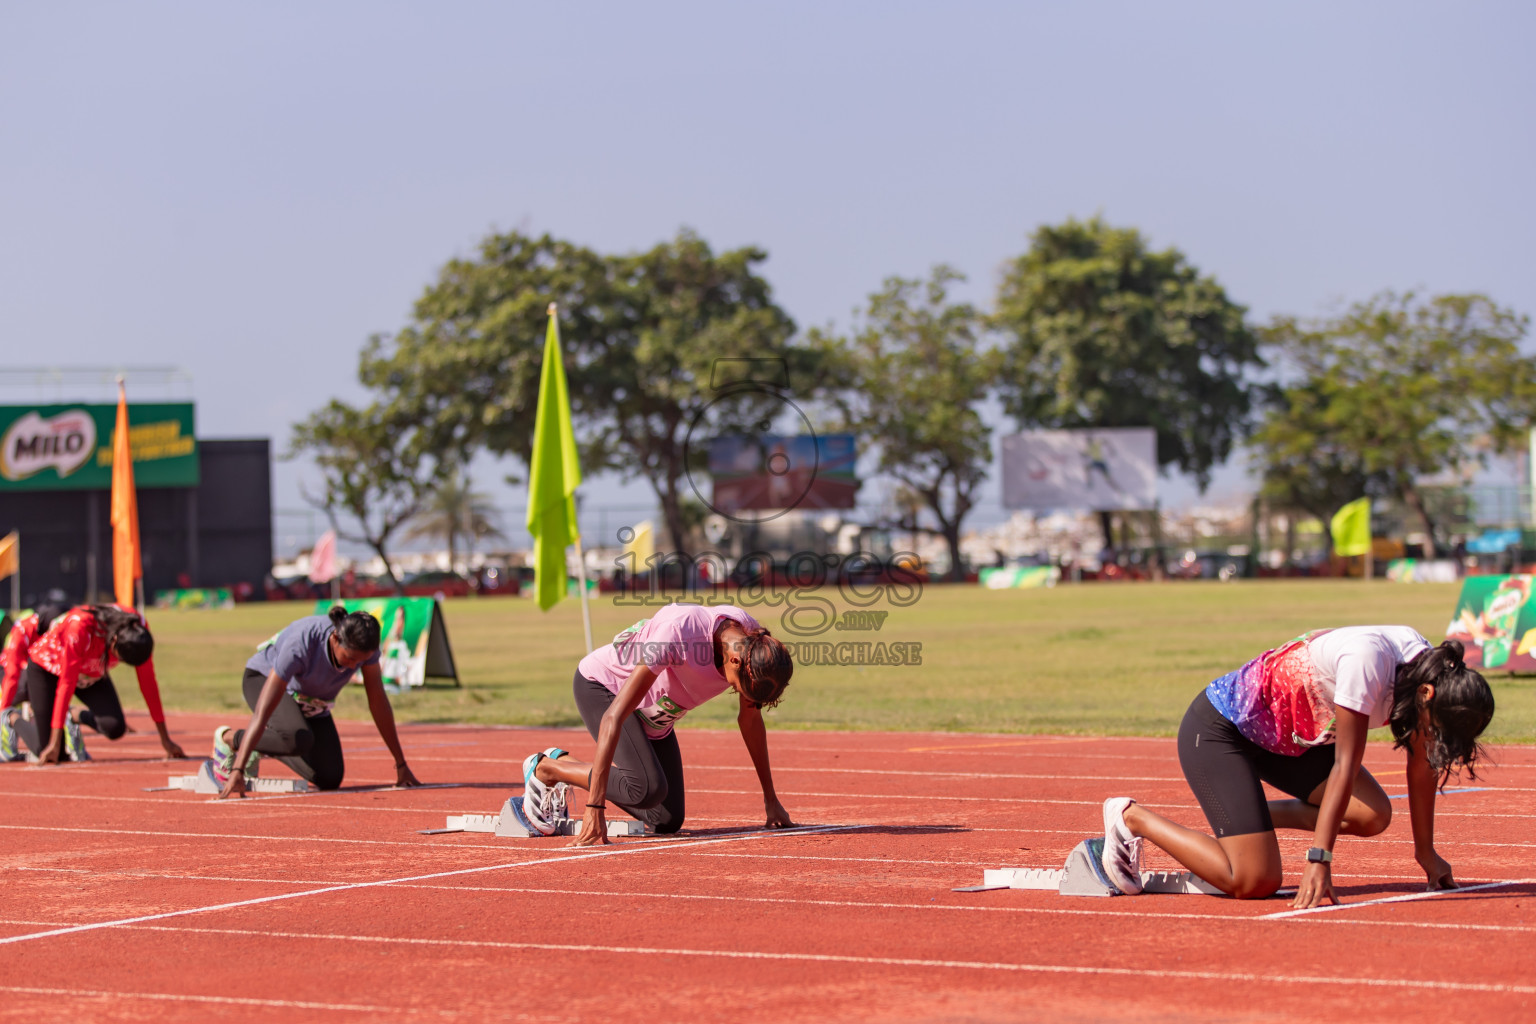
[247, 616, 380, 716]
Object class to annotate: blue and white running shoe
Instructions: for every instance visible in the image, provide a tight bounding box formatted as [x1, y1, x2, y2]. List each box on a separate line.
[520, 747, 570, 836]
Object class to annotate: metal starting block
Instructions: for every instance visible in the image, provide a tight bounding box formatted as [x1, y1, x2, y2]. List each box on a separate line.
[169, 759, 310, 795]
[424, 797, 644, 838]
[961, 837, 1223, 897]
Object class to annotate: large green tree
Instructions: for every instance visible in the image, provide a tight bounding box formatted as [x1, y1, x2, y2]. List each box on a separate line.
[580, 231, 813, 556]
[1250, 292, 1536, 556]
[357, 232, 615, 469]
[349, 228, 824, 558]
[993, 217, 1261, 545]
[829, 267, 998, 581]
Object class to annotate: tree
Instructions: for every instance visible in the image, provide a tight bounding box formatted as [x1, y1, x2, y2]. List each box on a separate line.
[401, 466, 506, 572]
[357, 233, 616, 471]
[582, 230, 817, 556]
[351, 228, 830, 559]
[831, 267, 998, 581]
[290, 400, 450, 593]
[1251, 292, 1536, 556]
[993, 217, 1262, 546]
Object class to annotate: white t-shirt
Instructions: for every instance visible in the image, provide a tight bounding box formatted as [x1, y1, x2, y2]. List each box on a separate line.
[1306, 626, 1431, 728]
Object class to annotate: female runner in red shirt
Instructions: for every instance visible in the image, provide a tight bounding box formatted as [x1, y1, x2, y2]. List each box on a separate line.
[1, 605, 185, 763]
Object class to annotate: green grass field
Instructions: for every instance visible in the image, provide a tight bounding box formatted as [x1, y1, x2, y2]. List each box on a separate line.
[134, 579, 1533, 743]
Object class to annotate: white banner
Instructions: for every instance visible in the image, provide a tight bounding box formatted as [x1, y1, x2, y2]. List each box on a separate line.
[1000, 428, 1157, 511]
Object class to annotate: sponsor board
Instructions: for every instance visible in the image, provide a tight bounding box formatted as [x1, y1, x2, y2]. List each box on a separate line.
[0, 404, 198, 490]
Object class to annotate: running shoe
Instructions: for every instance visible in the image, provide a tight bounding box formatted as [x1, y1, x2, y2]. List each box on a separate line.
[1100, 796, 1144, 895]
[0, 709, 21, 762]
[62, 715, 90, 762]
[211, 726, 259, 783]
[520, 747, 570, 836]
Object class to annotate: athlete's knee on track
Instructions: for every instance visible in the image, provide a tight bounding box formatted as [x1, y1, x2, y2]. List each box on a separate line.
[1352, 802, 1391, 837]
[313, 771, 343, 791]
[1229, 871, 1283, 900]
[98, 718, 126, 740]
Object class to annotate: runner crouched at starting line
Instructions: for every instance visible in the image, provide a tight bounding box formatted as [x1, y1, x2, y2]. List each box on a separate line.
[1, 604, 186, 764]
[520, 602, 796, 845]
[1097, 627, 1494, 909]
[212, 605, 421, 797]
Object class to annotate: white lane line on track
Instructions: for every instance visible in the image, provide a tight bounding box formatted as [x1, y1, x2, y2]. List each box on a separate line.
[0, 984, 398, 1013]
[0, 823, 530, 849]
[14, 859, 1485, 889]
[0, 824, 864, 947]
[10, 886, 1536, 936]
[95, 925, 1536, 995]
[1258, 878, 1536, 919]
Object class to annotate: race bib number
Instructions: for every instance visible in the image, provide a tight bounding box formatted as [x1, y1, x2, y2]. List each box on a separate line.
[292, 692, 336, 718]
[636, 693, 686, 732]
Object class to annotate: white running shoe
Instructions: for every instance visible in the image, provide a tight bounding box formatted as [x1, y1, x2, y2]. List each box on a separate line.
[1101, 797, 1144, 895]
[520, 747, 570, 836]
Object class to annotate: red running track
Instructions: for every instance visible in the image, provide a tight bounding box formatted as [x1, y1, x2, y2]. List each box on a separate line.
[2, 714, 1532, 1023]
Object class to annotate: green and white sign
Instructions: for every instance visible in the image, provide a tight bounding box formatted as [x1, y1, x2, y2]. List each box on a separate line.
[0, 403, 198, 491]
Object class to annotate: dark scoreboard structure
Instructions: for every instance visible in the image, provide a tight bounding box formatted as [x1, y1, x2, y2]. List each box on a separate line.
[0, 401, 272, 605]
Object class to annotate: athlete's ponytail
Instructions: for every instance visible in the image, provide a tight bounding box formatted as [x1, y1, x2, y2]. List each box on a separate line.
[1390, 639, 1494, 784]
[741, 627, 793, 709]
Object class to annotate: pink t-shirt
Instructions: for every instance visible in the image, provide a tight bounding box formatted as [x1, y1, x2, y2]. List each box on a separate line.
[578, 603, 762, 738]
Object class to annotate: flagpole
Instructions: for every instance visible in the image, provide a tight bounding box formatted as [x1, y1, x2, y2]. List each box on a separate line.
[573, 533, 594, 653]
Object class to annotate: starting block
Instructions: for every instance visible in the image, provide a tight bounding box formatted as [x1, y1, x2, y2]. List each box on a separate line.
[961, 837, 1223, 897]
[168, 760, 310, 795]
[423, 796, 645, 838]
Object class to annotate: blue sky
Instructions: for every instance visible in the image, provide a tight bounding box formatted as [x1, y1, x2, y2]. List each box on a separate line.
[3, 2, 1532, 554]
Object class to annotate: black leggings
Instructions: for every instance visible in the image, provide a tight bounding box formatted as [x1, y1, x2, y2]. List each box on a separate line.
[236, 668, 345, 790]
[572, 671, 685, 833]
[1177, 690, 1337, 838]
[13, 663, 128, 755]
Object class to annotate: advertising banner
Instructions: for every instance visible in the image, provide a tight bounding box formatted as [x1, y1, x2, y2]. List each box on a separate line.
[979, 566, 1061, 589]
[1000, 428, 1156, 511]
[1446, 575, 1536, 671]
[709, 432, 858, 512]
[154, 588, 235, 610]
[314, 597, 459, 688]
[0, 403, 198, 491]
[1386, 559, 1461, 584]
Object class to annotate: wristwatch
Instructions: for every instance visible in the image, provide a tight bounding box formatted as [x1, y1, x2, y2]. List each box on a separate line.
[1305, 847, 1333, 864]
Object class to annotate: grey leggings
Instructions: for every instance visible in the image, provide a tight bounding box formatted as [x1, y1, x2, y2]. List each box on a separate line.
[572, 671, 685, 833]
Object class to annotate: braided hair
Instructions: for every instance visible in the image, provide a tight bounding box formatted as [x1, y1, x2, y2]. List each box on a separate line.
[739, 627, 793, 710]
[1389, 638, 1494, 785]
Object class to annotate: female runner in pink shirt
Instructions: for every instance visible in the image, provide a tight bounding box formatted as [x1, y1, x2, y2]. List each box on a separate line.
[518, 603, 796, 845]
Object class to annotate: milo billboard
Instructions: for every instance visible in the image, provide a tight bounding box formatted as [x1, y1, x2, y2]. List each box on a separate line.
[0, 403, 198, 490]
[1446, 574, 1536, 671]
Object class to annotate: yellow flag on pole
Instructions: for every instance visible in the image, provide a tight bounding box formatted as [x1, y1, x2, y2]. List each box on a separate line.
[1330, 498, 1371, 557]
[525, 304, 583, 612]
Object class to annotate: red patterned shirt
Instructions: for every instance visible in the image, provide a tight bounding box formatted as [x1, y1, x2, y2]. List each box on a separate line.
[1, 606, 164, 728]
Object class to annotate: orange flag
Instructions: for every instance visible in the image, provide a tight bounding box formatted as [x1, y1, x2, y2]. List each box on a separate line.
[111, 381, 142, 609]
